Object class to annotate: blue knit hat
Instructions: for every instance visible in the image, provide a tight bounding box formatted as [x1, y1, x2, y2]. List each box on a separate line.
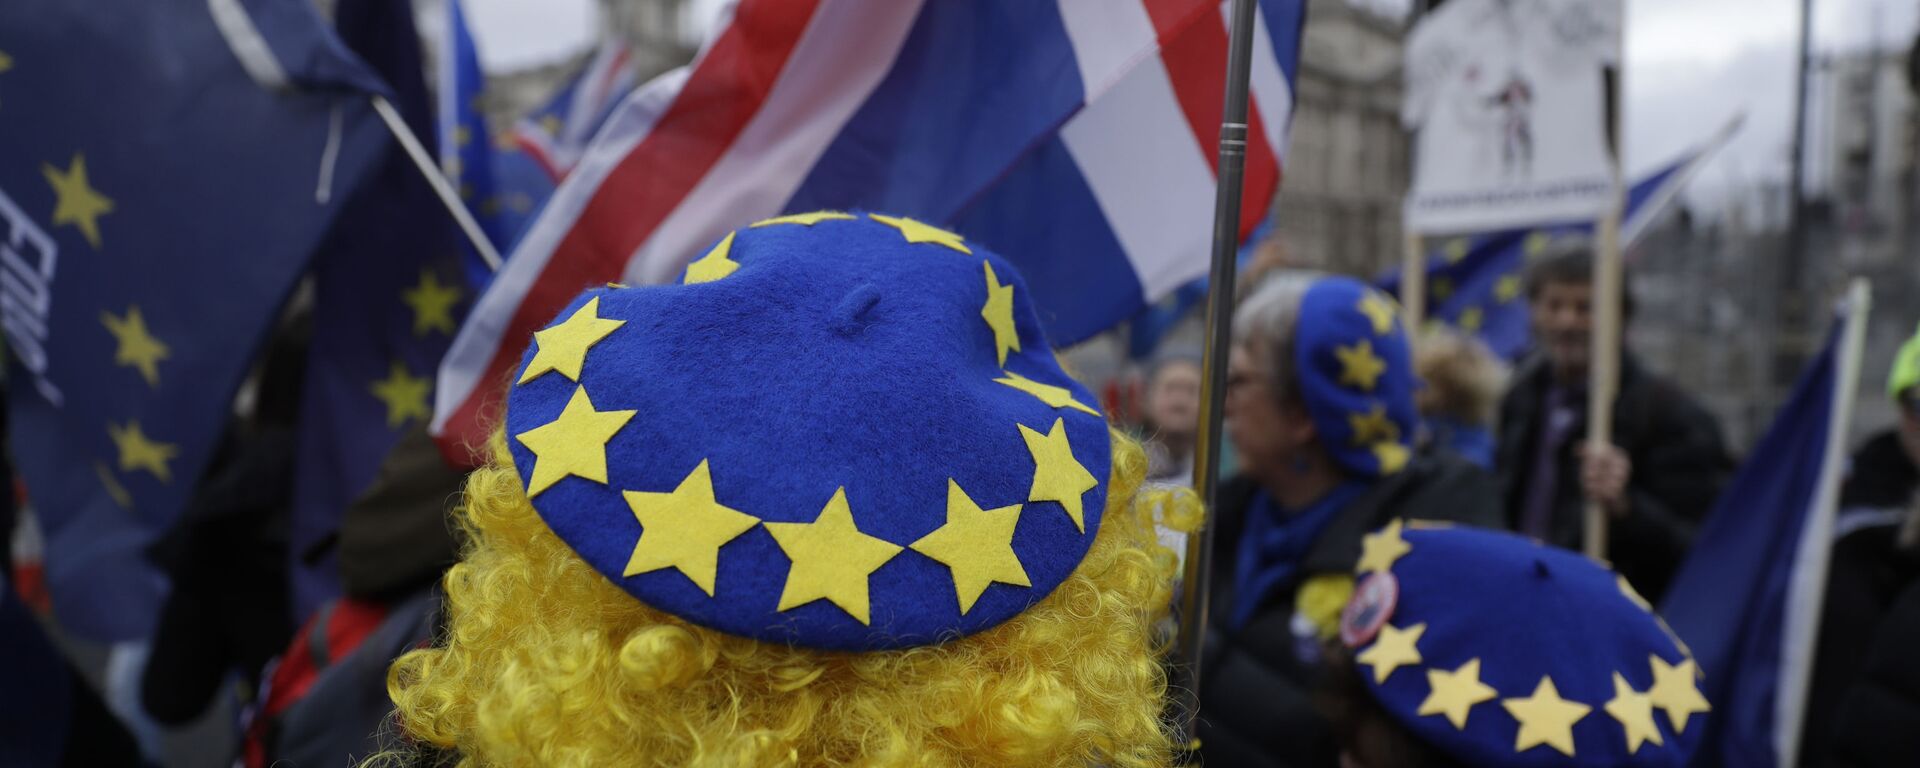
[1294, 277, 1417, 477]
[502, 212, 1111, 651]
[1341, 524, 1708, 766]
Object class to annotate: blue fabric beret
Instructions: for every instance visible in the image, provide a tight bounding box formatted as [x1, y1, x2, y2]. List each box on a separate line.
[502, 211, 1111, 651]
[1341, 524, 1708, 766]
[1293, 277, 1416, 478]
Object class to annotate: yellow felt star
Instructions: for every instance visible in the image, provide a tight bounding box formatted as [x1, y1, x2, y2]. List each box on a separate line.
[1019, 418, 1098, 533]
[518, 296, 626, 384]
[370, 361, 432, 429]
[980, 260, 1021, 367]
[1356, 622, 1426, 683]
[513, 385, 636, 496]
[1358, 292, 1397, 336]
[1419, 658, 1499, 729]
[994, 370, 1099, 416]
[1458, 306, 1484, 332]
[1334, 339, 1387, 391]
[1348, 403, 1401, 446]
[1373, 441, 1411, 475]
[1605, 672, 1665, 754]
[43, 154, 113, 250]
[1647, 655, 1711, 733]
[403, 270, 462, 337]
[751, 211, 854, 227]
[1504, 677, 1592, 757]
[1443, 238, 1468, 263]
[1495, 274, 1523, 303]
[100, 306, 169, 388]
[911, 479, 1031, 615]
[108, 421, 178, 483]
[683, 232, 740, 285]
[764, 488, 904, 625]
[1525, 231, 1554, 256]
[1430, 277, 1454, 301]
[1356, 518, 1412, 575]
[870, 213, 970, 253]
[621, 459, 760, 596]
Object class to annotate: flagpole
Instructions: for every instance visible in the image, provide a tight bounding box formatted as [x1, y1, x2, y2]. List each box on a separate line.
[1777, 278, 1870, 764]
[1176, 0, 1258, 743]
[1401, 231, 1425, 327]
[1582, 5, 1628, 560]
[370, 95, 504, 272]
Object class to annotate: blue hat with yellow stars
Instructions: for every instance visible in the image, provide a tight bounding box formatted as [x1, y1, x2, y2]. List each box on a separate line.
[1294, 277, 1416, 478]
[502, 211, 1111, 651]
[1340, 523, 1708, 766]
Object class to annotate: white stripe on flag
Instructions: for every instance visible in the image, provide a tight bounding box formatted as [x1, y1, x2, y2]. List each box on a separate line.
[621, 0, 925, 284]
[1057, 0, 1159, 102]
[1241, 2, 1294, 162]
[432, 65, 690, 433]
[208, 0, 291, 91]
[1060, 3, 1215, 301]
[1776, 281, 1872, 765]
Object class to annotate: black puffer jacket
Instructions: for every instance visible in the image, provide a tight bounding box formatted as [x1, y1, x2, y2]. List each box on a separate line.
[1194, 452, 1504, 768]
[1494, 354, 1732, 604]
[1803, 430, 1920, 767]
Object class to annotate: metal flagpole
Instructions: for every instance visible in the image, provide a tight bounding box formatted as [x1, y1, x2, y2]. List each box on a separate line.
[1175, 0, 1260, 744]
[370, 94, 505, 272]
[1582, 3, 1627, 560]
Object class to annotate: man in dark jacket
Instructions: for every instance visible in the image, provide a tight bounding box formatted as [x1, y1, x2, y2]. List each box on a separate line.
[1494, 246, 1731, 603]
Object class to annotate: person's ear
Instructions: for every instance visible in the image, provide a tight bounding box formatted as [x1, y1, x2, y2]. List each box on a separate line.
[1280, 398, 1318, 450]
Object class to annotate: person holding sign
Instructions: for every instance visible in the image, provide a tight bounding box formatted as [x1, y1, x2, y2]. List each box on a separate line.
[1493, 244, 1732, 604]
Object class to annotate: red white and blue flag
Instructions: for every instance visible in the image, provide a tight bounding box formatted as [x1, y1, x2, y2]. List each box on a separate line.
[512, 37, 639, 182]
[432, 0, 1306, 454]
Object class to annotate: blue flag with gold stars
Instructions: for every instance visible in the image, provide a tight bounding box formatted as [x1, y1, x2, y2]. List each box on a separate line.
[437, 0, 554, 290]
[0, 0, 390, 639]
[288, 0, 465, 618]
[1379, 151, 1710, 361]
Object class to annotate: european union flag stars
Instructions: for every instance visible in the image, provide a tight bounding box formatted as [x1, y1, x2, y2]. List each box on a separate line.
[503, 213, 1112, 650]
[1344, 524, 1713, 765]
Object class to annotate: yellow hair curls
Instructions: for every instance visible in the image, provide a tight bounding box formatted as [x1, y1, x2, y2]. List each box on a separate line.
[381, 429, 1200, 767]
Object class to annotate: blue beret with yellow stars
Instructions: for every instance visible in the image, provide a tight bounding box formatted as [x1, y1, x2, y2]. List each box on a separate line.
[501, 211, 1111, 651]
[1294, 277, 1416, 478]
[1341, 523, 1708, 766]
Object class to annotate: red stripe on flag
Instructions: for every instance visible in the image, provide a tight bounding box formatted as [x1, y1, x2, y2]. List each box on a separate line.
[440, 0, 822, 455]
[1142, 0, 1280, 239]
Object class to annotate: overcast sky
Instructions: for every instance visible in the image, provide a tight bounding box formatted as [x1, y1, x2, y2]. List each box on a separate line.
[465, 0, 1920, 217]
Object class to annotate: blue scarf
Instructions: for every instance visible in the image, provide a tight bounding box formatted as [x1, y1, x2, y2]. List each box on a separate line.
[1229, 482, 1368, 629]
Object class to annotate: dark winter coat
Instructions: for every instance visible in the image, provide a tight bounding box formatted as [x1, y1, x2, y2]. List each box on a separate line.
[1803, 430, 1920, 767]
[1494, 354, 1732, 604]
[1194, 452, 1504, 768]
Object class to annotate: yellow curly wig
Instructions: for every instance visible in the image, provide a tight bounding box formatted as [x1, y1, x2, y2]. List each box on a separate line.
[383, 429, 1201, 767]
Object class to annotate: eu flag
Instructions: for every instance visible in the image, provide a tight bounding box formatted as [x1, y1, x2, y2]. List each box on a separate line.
[0, 0, 389, 640]
[1378, 226, 1568, 361]
[1660, 290, 1866, 767]
[288, 0, 465, 618]
[1378, 149, 1715, 361]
